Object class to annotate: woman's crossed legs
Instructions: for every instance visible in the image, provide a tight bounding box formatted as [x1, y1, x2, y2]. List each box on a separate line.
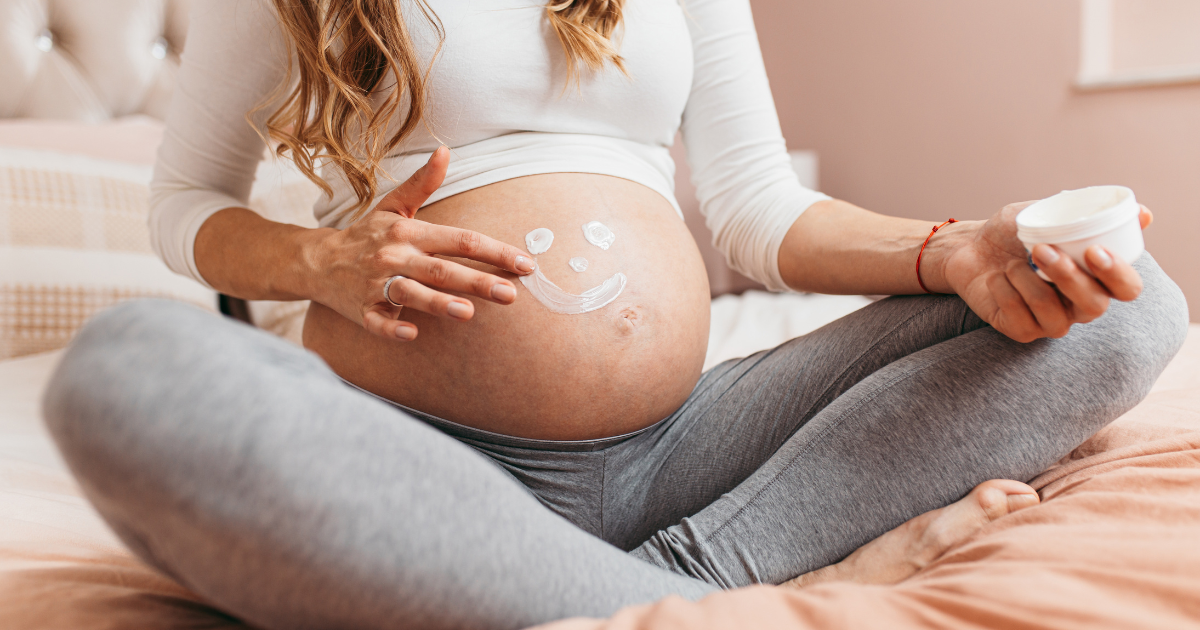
[42, 254, 1187, 629]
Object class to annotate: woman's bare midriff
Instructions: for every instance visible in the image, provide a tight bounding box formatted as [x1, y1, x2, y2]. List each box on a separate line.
[303, 173, 712, 440]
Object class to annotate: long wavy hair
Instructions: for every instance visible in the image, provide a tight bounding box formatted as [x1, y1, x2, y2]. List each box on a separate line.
[256, 0, 627, 221]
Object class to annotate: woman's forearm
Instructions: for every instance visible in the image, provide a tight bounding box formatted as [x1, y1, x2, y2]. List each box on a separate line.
[777, 199, 977, 296]
[193, 207, 335, 302]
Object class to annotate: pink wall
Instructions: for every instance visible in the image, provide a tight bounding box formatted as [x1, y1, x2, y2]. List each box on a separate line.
[749, 0, 1200, 320]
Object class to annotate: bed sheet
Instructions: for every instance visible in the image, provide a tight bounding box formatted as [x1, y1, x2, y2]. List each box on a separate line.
[2, 307, 1198, 629]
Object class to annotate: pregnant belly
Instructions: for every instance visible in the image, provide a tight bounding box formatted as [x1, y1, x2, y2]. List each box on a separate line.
[302, 173, 712, 440]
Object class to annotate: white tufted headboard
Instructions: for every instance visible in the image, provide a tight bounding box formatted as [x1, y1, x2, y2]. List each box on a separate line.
[0, 0, 192, 121]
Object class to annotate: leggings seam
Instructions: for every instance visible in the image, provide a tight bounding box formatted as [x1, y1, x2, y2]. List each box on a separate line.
[601, 449, 608, 540]
[704, 326, 987, 544]
[959, 301, 978, 335]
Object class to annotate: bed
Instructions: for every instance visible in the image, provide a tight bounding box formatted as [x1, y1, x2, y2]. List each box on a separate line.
[4, 2, 1200, 629]
[3, 310, 1200, 630]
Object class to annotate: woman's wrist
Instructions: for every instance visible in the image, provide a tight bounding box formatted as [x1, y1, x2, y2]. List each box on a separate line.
[194, 207, 338, 303]
[916, 220, 979, 295]
[286, 225, 341, 305]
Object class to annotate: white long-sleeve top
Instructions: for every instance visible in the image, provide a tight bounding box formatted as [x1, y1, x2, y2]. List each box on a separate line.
[150, 0, 830, 292]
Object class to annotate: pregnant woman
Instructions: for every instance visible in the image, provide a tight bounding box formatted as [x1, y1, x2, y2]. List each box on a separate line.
[44, 0, 1188, 628]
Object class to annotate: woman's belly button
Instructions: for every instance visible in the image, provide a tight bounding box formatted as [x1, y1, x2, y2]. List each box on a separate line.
[304, 173, 711, 440]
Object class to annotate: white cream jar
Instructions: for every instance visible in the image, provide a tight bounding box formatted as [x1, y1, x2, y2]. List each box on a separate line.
[1016, 186, 1144, 281]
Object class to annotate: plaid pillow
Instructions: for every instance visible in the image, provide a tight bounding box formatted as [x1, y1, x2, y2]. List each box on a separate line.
[0, 148, 217, 359]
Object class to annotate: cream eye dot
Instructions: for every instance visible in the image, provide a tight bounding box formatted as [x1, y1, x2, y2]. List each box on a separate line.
[582, 221, 615, 250]
[525, 228, 554, 255]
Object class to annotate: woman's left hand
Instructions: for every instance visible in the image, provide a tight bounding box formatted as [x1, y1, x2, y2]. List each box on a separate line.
[938, 203, 1153, 343]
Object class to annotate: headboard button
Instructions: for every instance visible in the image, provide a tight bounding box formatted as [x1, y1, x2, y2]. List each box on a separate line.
[35, 29, 54, 53]
[151, 36, 169, 60]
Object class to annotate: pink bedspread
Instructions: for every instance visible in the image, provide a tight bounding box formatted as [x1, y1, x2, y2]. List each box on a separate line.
[2, 326, 1198, 630]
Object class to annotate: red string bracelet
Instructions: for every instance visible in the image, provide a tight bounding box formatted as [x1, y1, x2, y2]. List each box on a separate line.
[915, 219, 958, 294]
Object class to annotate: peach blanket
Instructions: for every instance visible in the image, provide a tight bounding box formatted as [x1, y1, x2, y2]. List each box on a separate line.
[2, 326, 1199, 629]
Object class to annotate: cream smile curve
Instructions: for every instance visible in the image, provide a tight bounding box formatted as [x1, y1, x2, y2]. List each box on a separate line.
[519, 268, 627, 314]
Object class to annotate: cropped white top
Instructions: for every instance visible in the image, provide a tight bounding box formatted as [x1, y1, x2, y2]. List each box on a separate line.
[149, 0, 830, 292]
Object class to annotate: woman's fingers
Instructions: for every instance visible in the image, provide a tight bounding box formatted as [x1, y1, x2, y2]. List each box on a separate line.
[1031, 244, 1112, 323]
[986, 272, 1042, 343]
[998, 244, 1137, 344]
[362, 304, 417, 341]
[1139, 206, 1153, 230]
[1005, 258, 1072, 338]
[1084, 246, 1143, 302]
[385, 275, 476, 322]
[405, 255, 519, 304]
[372, 146, 451, 219]
[408, 222, 536, 276]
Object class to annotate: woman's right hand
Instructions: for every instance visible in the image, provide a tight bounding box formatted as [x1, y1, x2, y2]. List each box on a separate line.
[305, 146, 536, 341]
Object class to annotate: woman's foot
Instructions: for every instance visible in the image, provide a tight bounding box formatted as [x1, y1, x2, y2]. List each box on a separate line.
[785, 479, 1039, 589]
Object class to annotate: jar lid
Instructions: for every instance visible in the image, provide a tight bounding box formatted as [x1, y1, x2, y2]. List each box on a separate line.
[1017, 186, 1139, 244]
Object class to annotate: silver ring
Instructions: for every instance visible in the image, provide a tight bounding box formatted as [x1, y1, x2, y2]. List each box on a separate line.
[383, 275, 406, 308]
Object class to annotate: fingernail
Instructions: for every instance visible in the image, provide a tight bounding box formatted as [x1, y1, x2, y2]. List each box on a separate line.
[1034, 245, 1059, 266]
[1089, 246, 1113, 270]
[515, 256, 536, 273]
[491, 283, 516, 303]
[395, 327, 415, 341]
[447, 301, 472, 320]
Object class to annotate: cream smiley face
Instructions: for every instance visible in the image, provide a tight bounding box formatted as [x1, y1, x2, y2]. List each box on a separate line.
[519, 222, 626, 315]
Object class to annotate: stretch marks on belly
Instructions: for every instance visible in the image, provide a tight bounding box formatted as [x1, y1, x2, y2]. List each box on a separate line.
[522, 224, 626, 314]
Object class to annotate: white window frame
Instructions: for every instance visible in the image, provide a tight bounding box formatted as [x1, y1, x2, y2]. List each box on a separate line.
[1077, 0, 1200, 90]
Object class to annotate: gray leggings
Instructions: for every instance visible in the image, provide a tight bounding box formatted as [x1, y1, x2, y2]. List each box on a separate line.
[43, 254, 1188, 630]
